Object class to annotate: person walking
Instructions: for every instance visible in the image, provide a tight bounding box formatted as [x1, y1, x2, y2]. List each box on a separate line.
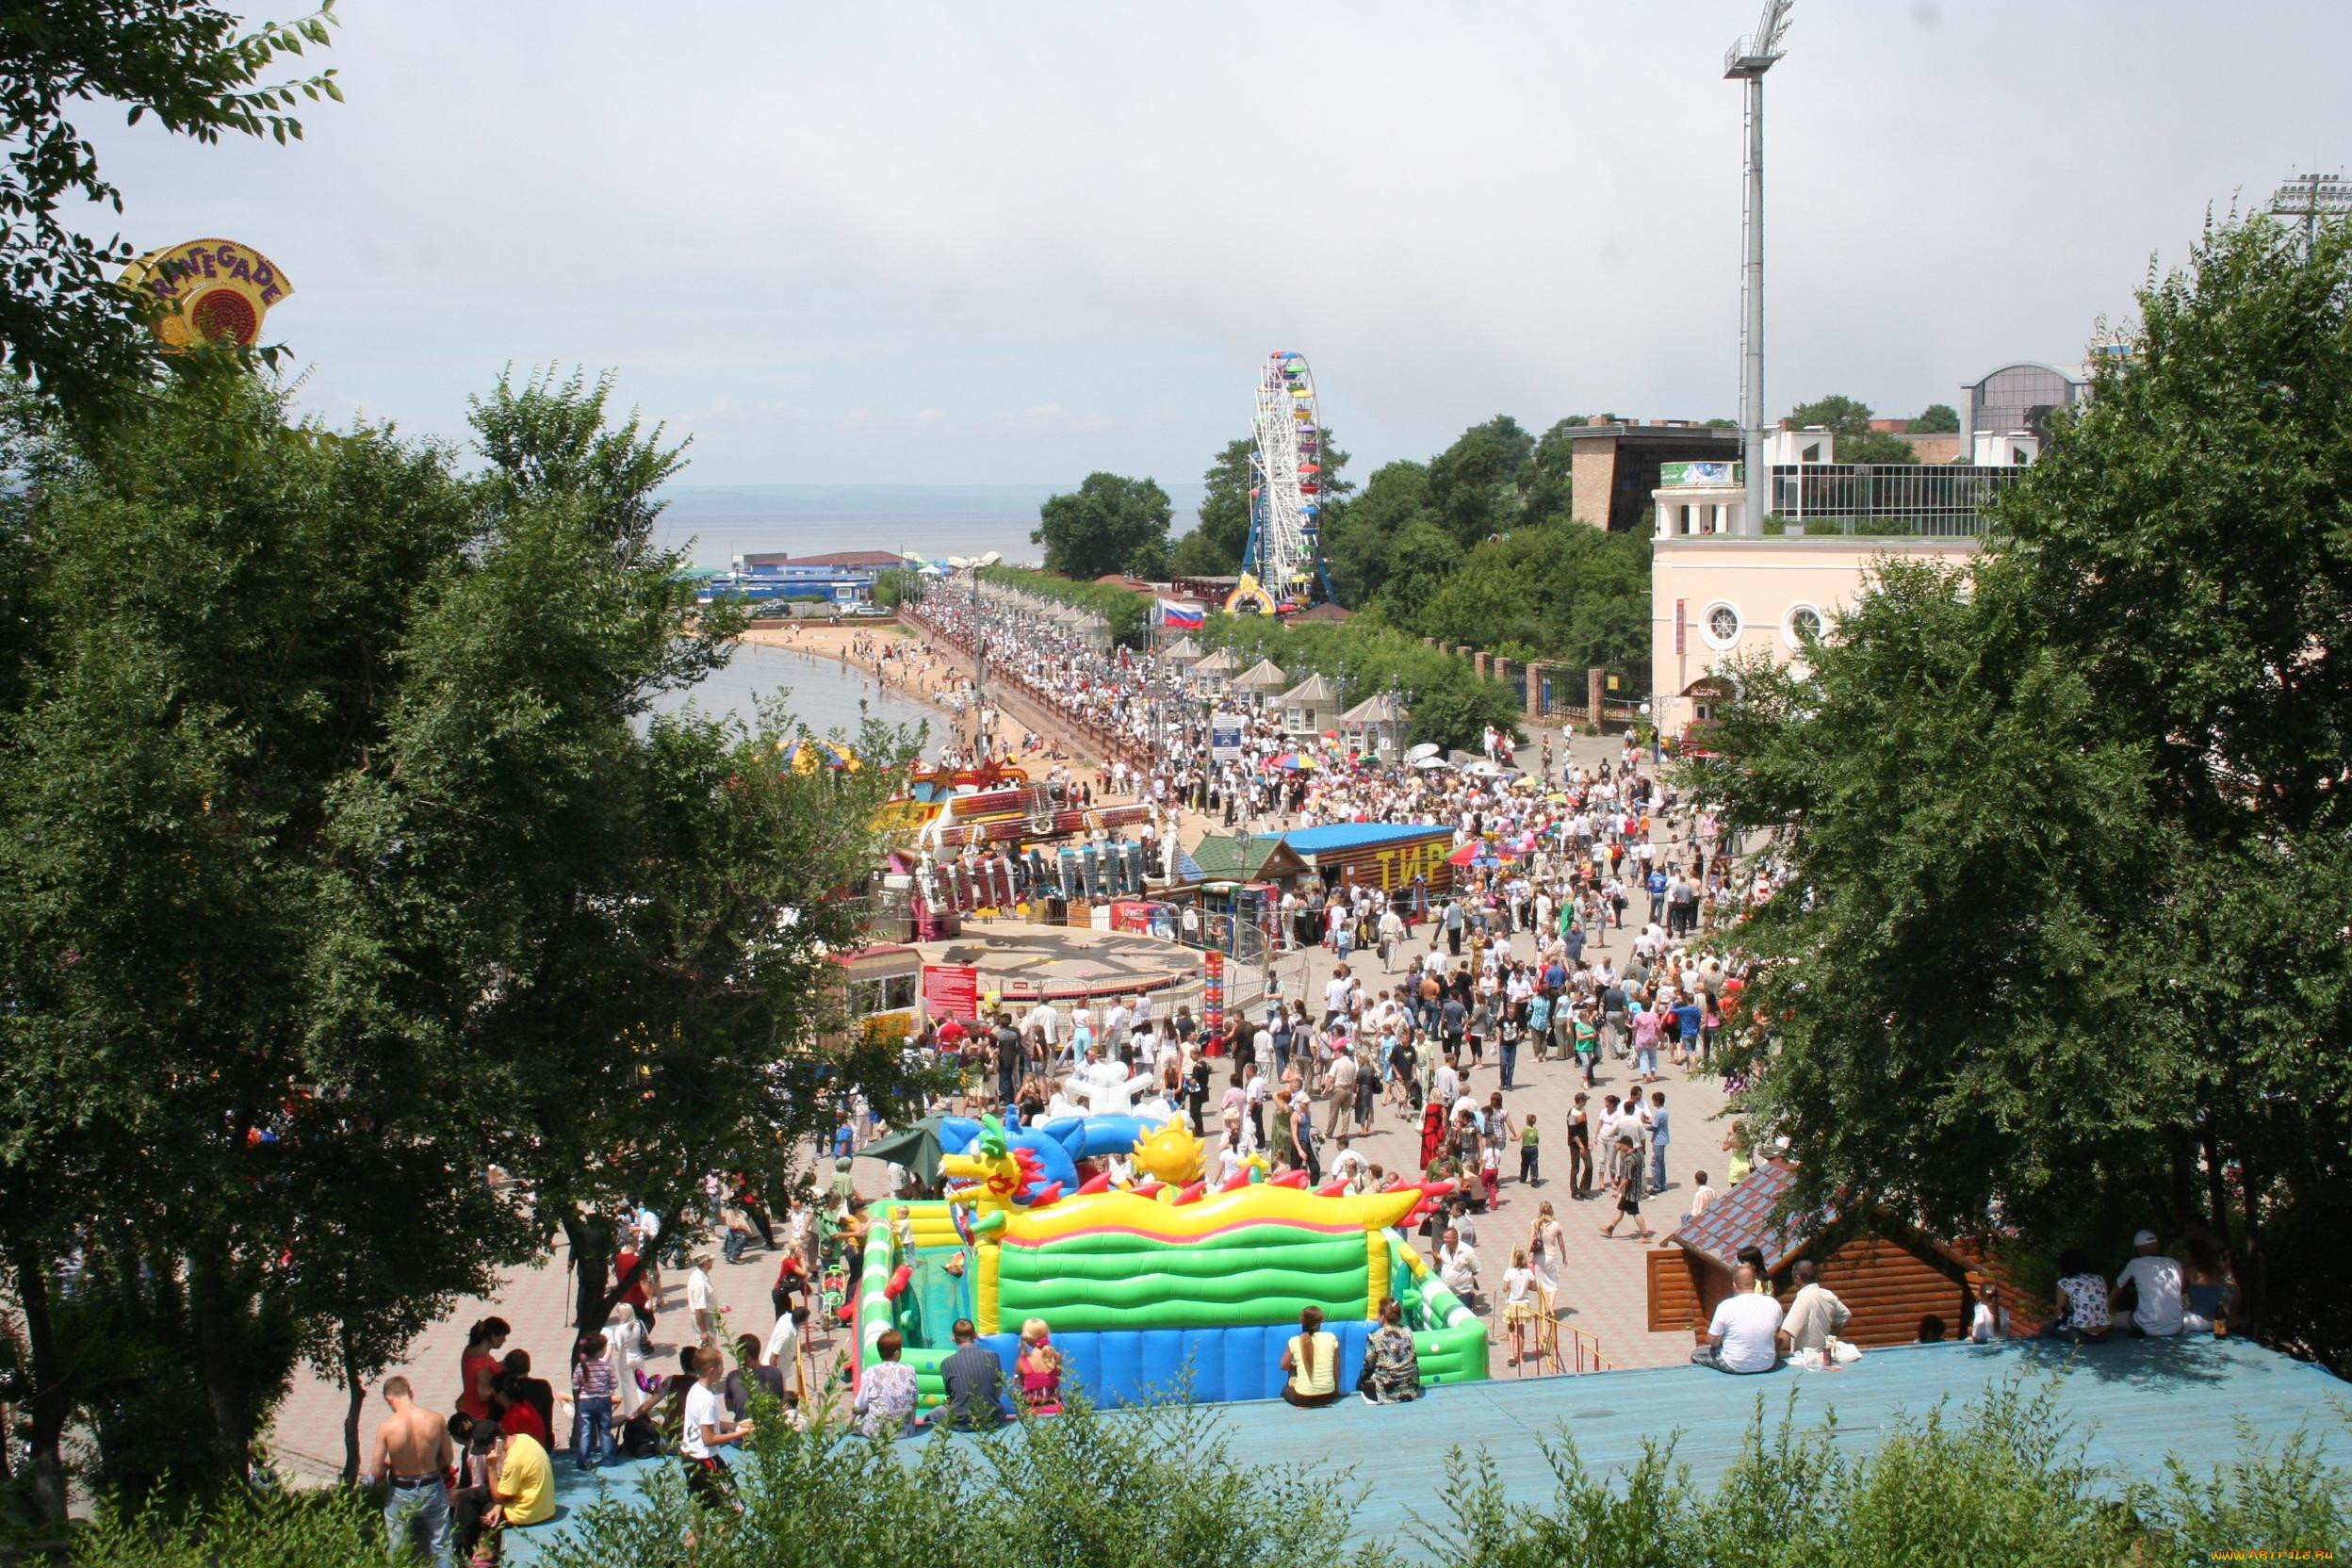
[1647, 1091, 1672, 1193]
[1567, 1093, 1593, 1200]
[1597, 1132, 1651, 1240]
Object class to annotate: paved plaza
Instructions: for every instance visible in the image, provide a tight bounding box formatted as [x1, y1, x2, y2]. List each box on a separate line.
[266, 729, 1729, 1481]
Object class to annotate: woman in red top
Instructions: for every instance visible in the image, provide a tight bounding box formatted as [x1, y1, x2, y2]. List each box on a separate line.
[456, 1316, 511, 1422]
[1419, 1098, 1446, 1171]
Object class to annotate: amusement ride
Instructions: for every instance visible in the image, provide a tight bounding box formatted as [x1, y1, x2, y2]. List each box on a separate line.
[1229, 350, 1335, 615]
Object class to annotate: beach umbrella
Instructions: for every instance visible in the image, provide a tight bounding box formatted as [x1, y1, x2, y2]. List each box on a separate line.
[1413, 756, 1452, 771]
[1446, 842, 1483, 867]
[1406, 743, 1441, 762]
[863, 1114, 950, 1189]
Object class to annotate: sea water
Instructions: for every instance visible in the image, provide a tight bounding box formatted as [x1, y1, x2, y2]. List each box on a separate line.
[651, 640, 939, 747]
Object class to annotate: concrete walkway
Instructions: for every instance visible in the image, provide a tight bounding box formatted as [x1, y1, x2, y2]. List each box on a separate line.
[266, 729, 1721, 1479]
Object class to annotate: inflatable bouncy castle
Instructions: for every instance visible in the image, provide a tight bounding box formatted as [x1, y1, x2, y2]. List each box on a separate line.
[854, 1179, 1488, 1412]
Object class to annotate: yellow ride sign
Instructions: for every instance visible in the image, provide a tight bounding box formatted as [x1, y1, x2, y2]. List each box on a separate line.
[118, 238, 294, 350]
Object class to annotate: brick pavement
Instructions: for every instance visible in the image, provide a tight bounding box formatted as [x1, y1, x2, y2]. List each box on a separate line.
[266, 727, 1723, 1477]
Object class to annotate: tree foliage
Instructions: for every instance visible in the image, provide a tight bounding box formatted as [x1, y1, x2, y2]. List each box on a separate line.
[1784, 393, 1919, 466]
[1913, 401, 1961, 433]
[1692, 212, 2352, 1366]
[0, 369, 925, 1516]
[1032, 471, 1173, 580]
[0, 2, 343, 422]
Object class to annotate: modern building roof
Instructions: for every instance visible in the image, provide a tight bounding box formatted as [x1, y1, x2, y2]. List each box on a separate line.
[1233, 658, 1291, 691]
[1669, 1158, 1821, 1272]
[1272, 822, 1452, 855]
[742, 549, 902, 569]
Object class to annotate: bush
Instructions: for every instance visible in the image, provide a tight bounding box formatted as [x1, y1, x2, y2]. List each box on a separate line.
[68, 1375, 2352, 1566]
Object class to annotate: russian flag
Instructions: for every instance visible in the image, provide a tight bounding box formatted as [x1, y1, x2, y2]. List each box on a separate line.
[1158, 598, 1205, 629]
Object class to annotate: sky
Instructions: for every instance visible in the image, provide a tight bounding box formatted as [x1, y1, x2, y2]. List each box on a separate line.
[79, 1, 2346, 489]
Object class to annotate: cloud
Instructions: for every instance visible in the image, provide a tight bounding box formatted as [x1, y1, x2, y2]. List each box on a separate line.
[81, 0, 2347, 483]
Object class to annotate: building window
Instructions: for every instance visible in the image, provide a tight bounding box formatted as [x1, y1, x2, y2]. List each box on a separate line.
[1702, 601, 1742, 649]
[1783, 602, 1825, 650]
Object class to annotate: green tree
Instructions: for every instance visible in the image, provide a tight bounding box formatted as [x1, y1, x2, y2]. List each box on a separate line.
[0, 2, 342, 422]
[0, 370, 928, 1517]
[1693, 212, 2352, 1365]
[1425, 415, 1535, 545]
[1169, 435, 1256, 575]
[1784, 393, 1919, 466]
[1783, 393, 1875, 438]
[1321, 458, 1429, 606]
[1523, 418, 1582, 523]
[1033, 471, 1173, 580]
[1913, 400, 1960, 433]
[1372, 518, 1465, 620]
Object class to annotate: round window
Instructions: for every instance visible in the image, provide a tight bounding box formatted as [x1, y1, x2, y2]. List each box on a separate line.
[1786, 605, 1824, 646]
[1703, 602, 1742, 648]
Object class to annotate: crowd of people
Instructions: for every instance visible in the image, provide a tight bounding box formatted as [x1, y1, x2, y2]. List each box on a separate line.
[372, 576, 2247, 1561]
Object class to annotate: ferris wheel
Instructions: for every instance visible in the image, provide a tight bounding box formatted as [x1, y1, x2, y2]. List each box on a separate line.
[1236, 350, 1331, 612]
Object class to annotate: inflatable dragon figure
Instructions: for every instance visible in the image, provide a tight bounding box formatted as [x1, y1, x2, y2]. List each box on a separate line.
[938, 1114, 1064, 1236]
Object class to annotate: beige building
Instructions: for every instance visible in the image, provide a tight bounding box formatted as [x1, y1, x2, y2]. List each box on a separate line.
[1649, 467, 1981, 735]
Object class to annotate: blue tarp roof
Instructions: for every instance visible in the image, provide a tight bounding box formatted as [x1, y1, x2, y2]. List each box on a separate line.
[507, 1337, 2344, 1564]
[1271, 822, 1451, 855]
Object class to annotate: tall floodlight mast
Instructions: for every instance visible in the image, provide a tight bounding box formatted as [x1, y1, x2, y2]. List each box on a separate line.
[1725, 0, 1792, 536]
[2269, 170, 2351, 259]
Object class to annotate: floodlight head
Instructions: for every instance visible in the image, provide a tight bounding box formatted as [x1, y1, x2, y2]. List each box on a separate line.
[2269, 172, 2352, 216]
[1725, 0, 1793, 78]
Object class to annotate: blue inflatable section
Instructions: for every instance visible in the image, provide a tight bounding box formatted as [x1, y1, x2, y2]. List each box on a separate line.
[972, 1319, 1377, 1406]
[939, 1113, 1165, 1191]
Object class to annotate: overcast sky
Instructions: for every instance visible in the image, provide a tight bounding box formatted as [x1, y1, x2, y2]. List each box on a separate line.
[82, 1, 2344, 487]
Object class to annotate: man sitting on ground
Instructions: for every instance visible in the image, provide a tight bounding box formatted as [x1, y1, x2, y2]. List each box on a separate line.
[2111, 1229, 2186, 1338]
[939, 1318, 1007, 1429]
[1693, 1263, 1788, 1374]
[1781, 1258, 1852, 1354]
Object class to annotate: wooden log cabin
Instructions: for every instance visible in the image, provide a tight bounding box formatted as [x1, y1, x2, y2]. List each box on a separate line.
[1646, 1159, 2043, 1346]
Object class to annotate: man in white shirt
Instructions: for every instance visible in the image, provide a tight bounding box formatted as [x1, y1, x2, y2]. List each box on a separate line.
[1024, 1000, 1063, 1062]
[2111, 1230, 2187, 1337]
[1324, 1050, 1359, 1138]
[1694, 1264, 1788, 1373]
[1323, 970, 1352, 1028]
[685, 1255, 719, 1346]
[1437, 1226, 1483, 1310]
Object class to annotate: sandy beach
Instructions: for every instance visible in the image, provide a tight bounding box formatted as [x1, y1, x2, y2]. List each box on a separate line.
[737, 618, 1119, 801]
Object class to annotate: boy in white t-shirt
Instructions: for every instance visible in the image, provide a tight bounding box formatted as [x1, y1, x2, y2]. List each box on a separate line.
[680, 1347, 751, 1509]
